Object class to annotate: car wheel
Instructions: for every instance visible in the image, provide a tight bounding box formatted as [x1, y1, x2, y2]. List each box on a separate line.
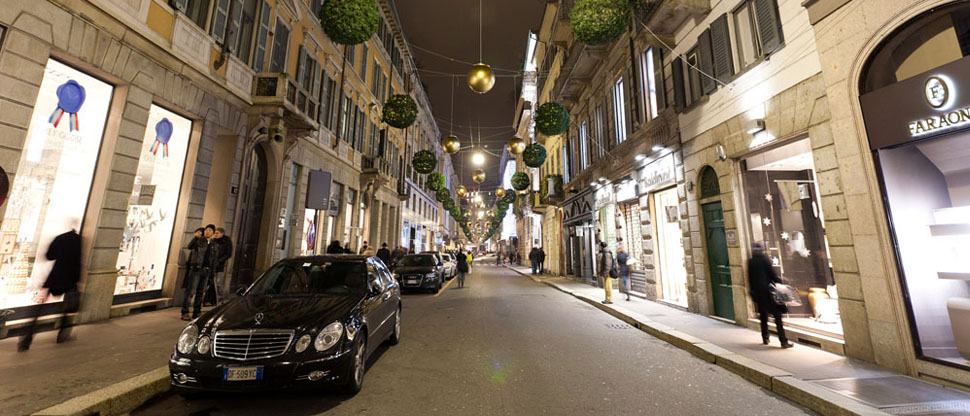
[387, 307, 401, 345]
[342, 336, 367, 395]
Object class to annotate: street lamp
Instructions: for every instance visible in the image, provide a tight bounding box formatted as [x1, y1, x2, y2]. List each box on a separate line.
[472, 152, 486, 166]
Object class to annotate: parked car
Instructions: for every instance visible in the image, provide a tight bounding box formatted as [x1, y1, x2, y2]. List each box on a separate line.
[394, 254, 445, 292]
[421, 251, 456, 279]
[169, 255, 401, 395]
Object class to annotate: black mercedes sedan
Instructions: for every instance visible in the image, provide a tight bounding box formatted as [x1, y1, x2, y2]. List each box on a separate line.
[392, 254, 444, 292]
[169, 255, 401, 395]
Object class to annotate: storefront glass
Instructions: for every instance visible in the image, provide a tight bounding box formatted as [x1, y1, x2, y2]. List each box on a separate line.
[0, 59, 114, 309]
[301, 209, 318, 255]
[114, 105, 191, 296]
[742, 138, 841, 335]
[653, 187, 687, 307]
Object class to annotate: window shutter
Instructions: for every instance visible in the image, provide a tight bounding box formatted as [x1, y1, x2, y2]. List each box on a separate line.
[211, 0, 231, 43]
[252, 1, 271, 71]
[653, 48, 666, 111]
[754, 0, 784, 56]
[269, 19, 289, 73]
[697, 29, 715, 95]
[710, 14, 735, 83]
[295, 46, 306, 86]
[225, 0, 244, 49]
[671, 57, 686, 111]
[318, 71, 329, 125]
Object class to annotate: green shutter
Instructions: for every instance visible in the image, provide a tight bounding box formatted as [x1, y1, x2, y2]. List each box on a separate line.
[697, 29, 715, 95]
[710, 14, 735, 83]
[754, 0, 784, 56]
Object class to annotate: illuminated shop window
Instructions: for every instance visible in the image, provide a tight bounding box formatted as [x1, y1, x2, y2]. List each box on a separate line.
[0, 59, 113, 309]
[114, 105, 191, 296]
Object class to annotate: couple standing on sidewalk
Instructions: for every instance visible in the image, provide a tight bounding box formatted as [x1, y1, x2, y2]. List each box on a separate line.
[181, 224, 233, 321]
[596, 240, 793, 349]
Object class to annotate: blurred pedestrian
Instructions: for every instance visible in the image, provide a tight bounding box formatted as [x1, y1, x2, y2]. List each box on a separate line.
[343, 242, 353, 254]
[18, 219, 83, 352]
[529, 247, 540, 275]
[358, 241, 369, 255]
[616, 245, 631, 301]
[466, 251, 474, 269]
[538, 247, 546, 274]
[748, 243, 793, 348]
[181, 226, 212, 320]
[211, 227, 233, 304]
[456, 249, 469, 288]
[326, 240, 343, 254]
[376, 243, 391, 265]
[596, 242, 616, 304]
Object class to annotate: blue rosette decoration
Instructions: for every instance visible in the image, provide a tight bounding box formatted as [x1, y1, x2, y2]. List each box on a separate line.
[151, 118, 173, 158]
[49, 80, 86, 132]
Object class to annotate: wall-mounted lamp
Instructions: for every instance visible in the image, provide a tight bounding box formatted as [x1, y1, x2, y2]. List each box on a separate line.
[745, 119, 766, 135]
[715, 144, 727, 161]
[651, 144, 666, 153]
[686, 181, 695, 193]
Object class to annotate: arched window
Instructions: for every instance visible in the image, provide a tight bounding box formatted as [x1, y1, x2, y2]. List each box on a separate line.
[699, 166, 720, 199]
[861, 2, 970, 94]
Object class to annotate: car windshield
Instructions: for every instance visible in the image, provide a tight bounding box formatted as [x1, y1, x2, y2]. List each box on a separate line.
[247, 260, 367, 296]
[398, 255, 436, 267]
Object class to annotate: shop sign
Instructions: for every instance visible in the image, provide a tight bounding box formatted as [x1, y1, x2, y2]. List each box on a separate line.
[638, 153, 676, 194]
[861, 55, 970, 149]
[615, 180, 637, 202]
[594, 185, 614, 210]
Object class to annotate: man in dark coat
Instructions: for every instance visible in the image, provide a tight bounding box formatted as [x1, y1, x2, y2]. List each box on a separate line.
[376, 243, 391, 266]
[326, 240, 343, 254]
[456, 250, 470, 288]
[748, 243, 793, 348]
[210, 227, 233, 304]
[537, 247, 546, 274]
[529, 247, 540, 275]
[181, 227, 212, 320]
[18, 226, 82, 352]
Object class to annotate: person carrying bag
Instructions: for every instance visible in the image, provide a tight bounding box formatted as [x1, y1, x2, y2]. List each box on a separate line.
[747, 243, 794, 348]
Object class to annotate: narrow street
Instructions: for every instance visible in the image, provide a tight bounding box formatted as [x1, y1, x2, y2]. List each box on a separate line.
[132, 264, 809, 416]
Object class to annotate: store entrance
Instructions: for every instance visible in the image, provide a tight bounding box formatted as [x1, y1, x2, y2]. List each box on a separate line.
[703, 202, 734, 320]
[654, 187, 688, 307]
[231, 144, 268, 291]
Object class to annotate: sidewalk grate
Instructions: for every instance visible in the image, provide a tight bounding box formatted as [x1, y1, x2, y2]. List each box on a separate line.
[606, 323, 634, 330]
[882, 400, 970, 415]
[814, 376, 970, 411]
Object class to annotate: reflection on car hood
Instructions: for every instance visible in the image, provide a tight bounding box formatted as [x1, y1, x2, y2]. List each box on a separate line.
[198, 294, 361, 333]
[394, 266, 435, 274]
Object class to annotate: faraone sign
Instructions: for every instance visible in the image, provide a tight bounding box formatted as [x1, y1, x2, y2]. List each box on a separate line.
[907, 76, 970, 137]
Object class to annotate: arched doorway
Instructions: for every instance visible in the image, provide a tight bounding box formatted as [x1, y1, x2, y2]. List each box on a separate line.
[699, 166, 733, 320]
[859, 1, 970, 370]
[232, 144, 268, 290]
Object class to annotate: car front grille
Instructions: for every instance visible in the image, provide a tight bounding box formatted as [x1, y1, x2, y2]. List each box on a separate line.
[213, 329, 294, 361]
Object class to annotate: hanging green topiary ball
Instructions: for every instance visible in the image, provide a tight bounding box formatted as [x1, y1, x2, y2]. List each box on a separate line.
[382, 94, 418, 129]
[535, 102, 570, 136]
[435, 187, 451, 203]
[570, 0, 632, 46]
[522, 143, 547, 168]
[319, 0, 380, 45]
[427, 172, 445, 191]
[511, 172, 530, 191]
[413, 150, 437, 174]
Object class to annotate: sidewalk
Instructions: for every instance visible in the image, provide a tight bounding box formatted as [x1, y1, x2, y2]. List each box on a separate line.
[0, 309, 185, 416]
[508, 266, 970, 416]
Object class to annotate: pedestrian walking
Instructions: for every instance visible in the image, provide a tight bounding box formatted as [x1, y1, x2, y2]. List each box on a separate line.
[748, 243, 793, 348]
[537, 247, 546, 274]
[358, 241, 369, 255]
[466, 251, 474, 270]
[326, 240, 343, 254]
[376, 243, 391, 265]
[596, 242, 616, 304]
[456, 249, 470, 288]
[181, 226, 213, 320]
[210, 227, 233, 304]
[18, 220, 83, 352]
[616, 245, 631, 301]
[529, 247, 540, 275]
[343, 242, 353, 254]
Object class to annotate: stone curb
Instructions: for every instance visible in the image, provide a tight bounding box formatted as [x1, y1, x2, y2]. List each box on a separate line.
[513, 270, 890, 416]
[32, 366, 170, 416]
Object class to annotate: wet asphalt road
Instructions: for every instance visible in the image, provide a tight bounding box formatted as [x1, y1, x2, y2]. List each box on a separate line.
[132, 264, 811, 416]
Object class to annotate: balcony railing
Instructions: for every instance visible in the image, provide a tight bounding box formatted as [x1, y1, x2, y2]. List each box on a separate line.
[362, 154, 394, 179]
[252, 72, 319, 129]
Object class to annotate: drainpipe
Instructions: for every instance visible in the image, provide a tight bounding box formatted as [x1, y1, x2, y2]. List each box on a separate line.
[333, 44, 348, 149]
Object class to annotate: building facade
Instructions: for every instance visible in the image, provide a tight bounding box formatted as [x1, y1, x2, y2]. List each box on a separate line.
[0, 0, 450, 334]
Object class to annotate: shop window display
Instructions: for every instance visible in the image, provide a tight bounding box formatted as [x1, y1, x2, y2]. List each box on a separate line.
[654, 187, 688, 307]
[742, 138, 842, 336]
[114, 105, 191, 296]
[0, 59, 114, 309]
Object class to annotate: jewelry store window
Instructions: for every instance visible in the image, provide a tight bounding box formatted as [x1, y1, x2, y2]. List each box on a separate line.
[741, 138, 842, 337]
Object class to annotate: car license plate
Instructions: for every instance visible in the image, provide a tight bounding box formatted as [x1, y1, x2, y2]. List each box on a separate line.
[406, 277, 418, 284]
[224, 366, 263, 381]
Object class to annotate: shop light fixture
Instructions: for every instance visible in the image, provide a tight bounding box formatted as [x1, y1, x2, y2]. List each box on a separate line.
[598, 177, 608, 183]
[746, 119, 766, 134]
[651, 144, 666, 153]
[634, 153, 646, 162]
[589, 181, 599, 188]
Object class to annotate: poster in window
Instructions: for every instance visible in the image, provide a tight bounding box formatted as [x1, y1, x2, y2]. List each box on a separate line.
[114, 105, 191, 296]
[0, 59, 113, 309]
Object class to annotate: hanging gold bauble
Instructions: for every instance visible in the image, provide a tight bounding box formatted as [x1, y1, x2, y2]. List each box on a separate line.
[441, 135, 461, 153]
[456, 185, 467, 197]
[495, 188, 506, 198]
[472, 169, 486, 184]
[507, 137, 527, 155]
[467, 63, 496, 94]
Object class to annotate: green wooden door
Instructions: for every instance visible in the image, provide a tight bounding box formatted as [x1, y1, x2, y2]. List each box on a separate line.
[703, 202, 734, 320]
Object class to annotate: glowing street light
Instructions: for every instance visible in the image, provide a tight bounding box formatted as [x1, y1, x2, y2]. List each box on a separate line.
[472, 152, 486, 166]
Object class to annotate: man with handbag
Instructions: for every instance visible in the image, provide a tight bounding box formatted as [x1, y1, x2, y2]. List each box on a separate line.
[596, 242, 616, 304]
[747, 242, 793, 348]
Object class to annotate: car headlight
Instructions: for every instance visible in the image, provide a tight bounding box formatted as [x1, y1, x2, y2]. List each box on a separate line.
[295, 334, 312, 353]
[314, 322, 344, 352]
[177, 326, 199, 355]
[425, 273, 437, 279]
[196, 335, 211, 355]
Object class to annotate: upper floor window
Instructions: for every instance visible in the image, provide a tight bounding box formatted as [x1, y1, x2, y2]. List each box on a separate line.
[579, 121, 589, 169]
[685, 47, 702, 105]
[612, 77, 628, 143]
[733, 1, 761, 69]
[269, 18, 290, 72]
[182, 0, 212, 29]
[252, 1, 271, 71]
[561, 142, 570, 184]
[360, 44, 369, 80]
[639, 47, 662, 120]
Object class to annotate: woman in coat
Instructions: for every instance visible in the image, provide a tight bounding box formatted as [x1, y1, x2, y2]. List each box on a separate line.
[616, 245, 631, 301]
[748, 243, 793, 348]
[456, 250, 470, 288]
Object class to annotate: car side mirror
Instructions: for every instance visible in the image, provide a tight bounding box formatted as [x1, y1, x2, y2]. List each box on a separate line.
[235, 287, 246, 296]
